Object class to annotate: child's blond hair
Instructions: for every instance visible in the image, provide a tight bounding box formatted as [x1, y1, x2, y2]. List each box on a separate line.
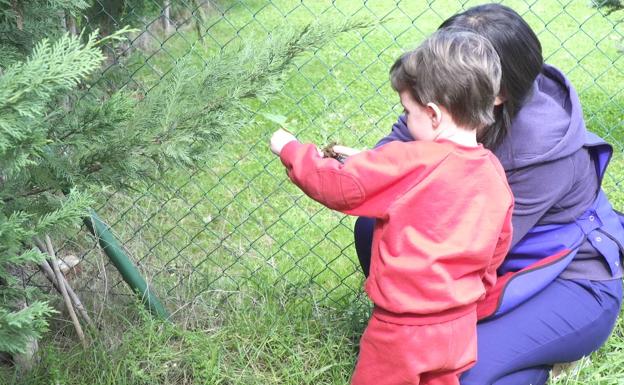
[390, 29, 502, 131]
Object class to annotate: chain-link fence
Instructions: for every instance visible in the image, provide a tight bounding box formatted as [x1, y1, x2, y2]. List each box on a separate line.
[25, 0, 624, 326]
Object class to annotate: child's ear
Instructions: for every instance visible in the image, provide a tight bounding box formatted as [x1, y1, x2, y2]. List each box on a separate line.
[426, 102, 442, 129]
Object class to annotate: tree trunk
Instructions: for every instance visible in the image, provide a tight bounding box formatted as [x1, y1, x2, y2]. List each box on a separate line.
[11, 0, 24, 31]
[90, 0, 124, 37]
[66, 12, 78, 36]
[12, 336, 39, 373]
[61, 10, 77, 110]
[11, 302, 39, 374]
[192, 0, 206, 41]
[162, 1, 173, 34]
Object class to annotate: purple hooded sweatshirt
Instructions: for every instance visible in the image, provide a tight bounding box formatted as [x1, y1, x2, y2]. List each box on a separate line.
[376, 64, 622, 280]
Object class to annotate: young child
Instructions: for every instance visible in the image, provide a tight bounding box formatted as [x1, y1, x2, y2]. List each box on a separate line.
[269, 30, 513, 385]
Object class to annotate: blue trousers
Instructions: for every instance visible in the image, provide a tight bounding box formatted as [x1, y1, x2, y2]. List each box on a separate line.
[354, 217, 623, 385]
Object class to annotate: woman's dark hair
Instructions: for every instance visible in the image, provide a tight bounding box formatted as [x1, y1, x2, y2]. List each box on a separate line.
[439, 3, 543, 150]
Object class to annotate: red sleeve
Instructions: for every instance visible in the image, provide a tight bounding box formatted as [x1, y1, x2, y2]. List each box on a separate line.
[482, 203, 514, 293]
[279, 140, 433, 218]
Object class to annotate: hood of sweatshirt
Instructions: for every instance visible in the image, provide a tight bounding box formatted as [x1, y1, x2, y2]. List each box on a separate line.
[494, 64, 587, 171]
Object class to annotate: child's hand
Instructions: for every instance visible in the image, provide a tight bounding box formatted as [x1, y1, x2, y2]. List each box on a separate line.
[332, 145, 362, 157]
[270, 128, 297, 156]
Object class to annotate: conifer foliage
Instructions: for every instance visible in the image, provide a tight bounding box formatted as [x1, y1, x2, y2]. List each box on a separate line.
[0, 31, 101, 355]
[0, 0, 367, 357]
[0, 0, 89, 68]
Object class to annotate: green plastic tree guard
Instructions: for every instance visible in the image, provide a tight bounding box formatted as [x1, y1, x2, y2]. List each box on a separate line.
[84, 210, 170, 320]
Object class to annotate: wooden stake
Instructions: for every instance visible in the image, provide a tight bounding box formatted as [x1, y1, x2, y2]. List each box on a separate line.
[42, 236, 87, 347]
[35, 255, 94, 328]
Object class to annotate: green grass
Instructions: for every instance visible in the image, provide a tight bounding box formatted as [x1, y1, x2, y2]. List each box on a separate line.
[3, 286, 368, 385]
[4, 1, 624, 384]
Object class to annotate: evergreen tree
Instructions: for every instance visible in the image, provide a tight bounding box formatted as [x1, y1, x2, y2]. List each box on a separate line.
[594, 0, 624, 14]
[0, 31, 102, 356]
[0, 4, 368, 355]
[85, 0, 161, 36]
[0, 0, 89, 68]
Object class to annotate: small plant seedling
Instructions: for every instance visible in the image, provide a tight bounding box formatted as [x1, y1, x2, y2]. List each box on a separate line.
[321, 141, 347, 163]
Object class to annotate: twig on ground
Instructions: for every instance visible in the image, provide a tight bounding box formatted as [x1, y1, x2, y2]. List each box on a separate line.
[35, 254, 94, 328]
[33, 236, 87, 347]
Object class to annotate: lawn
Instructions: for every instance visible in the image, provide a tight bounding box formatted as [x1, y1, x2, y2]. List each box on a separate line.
[3, 1, 624, 384]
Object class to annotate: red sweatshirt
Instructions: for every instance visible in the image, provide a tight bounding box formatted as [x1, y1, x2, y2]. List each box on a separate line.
[280, 139, 513, 325]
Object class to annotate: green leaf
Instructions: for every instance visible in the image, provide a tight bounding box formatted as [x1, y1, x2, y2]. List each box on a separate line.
[260, 112, 288, 127]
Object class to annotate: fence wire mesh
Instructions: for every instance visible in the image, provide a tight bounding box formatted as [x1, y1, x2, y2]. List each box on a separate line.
[26, 0, 624, 324]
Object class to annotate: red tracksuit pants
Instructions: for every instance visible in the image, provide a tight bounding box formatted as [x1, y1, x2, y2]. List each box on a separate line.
[351, 310, 477, 385]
